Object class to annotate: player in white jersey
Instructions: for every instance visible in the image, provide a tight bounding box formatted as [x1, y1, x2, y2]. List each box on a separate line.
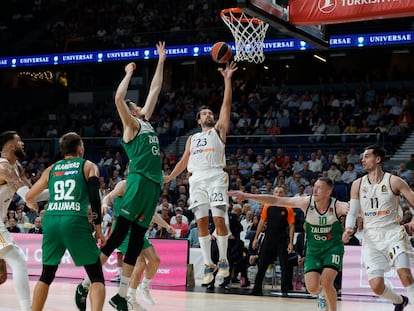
[164, 61, 237, 287]
[343, 144, 414, 311]
[0, 131, 47, 311]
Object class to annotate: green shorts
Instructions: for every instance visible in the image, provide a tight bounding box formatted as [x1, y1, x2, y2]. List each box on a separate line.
[41, 215, 100, 266]
[304, 244, 344, 273]
[118, 173, 160, 228]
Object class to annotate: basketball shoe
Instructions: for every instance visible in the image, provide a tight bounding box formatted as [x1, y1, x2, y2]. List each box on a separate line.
[138, 284, 155, 305]
[202, 263, 217, 286]
[75, 283, 88, 311]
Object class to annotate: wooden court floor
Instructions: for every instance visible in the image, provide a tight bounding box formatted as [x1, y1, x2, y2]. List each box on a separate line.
[0, 277, 407, 311]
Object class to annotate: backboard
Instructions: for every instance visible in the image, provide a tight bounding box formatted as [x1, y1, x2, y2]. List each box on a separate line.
[237, 0, 329, 49]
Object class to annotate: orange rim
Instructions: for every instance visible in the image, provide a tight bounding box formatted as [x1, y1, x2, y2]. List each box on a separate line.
[220, 7, 263, 25]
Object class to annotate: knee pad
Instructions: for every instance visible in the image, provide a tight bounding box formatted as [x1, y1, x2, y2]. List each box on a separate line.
[211, 205, 227, 218]
[101, 216, 130, 257]
[84, 259, 105, 284]
[367, 269, 384, 280]
[39, 265, 58, 285]
[124, 223, 146, 265]
[394, 252, 410, 270]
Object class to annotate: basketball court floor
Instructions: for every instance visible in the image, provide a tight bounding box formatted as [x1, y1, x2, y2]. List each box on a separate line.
[0, 277, 406, 310]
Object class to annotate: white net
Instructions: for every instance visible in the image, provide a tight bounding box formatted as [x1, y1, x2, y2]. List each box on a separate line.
[221, 8, 269, 64]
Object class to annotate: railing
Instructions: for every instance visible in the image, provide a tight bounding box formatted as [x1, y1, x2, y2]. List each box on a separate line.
[22, 131, 406, 162]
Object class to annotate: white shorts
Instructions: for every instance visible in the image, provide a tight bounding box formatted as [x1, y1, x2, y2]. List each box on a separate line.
[0, 220, 16, 252]
[362, 224, 409, 276]
[188, 169, 229, 218]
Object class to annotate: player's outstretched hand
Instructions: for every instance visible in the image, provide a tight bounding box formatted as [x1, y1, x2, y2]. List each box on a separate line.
[218, 61, 237, 79]
[125, 62, 136, 75]
[156, 41, 166, 63]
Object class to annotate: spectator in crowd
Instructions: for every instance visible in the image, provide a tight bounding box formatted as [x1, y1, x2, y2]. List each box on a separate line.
[346, 147, 360, 165]
[28, 216, 43, 234]
[7, 217, 21, 233]
[327, 163, 342, 183]
[308, 152, 322, 176]
[398, 162, 412, 182]
[341, 163, 358, 185]
[406, 154, 414, 171]
[353, 216, 364, 245]
[341, 119, 357, 142]
[308, 117, 326, 143]
[171, 214, 188, 238]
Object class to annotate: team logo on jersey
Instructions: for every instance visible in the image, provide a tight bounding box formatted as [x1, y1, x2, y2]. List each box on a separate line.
[381, 185, 387, 193]
[329, 207, 333, 213]
[362, 186, 368, 193]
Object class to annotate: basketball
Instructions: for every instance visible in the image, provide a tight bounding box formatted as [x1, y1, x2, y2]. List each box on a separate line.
[211, 42, 232, 63]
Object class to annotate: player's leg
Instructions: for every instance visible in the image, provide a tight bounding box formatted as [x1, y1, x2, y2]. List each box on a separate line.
[320, 267, 338, 311]
[84, 260, 105, 311]
[1, 246, 31, 311]
[136, 245, 159, 305]
[209, 175, 230, 284]
[32, 264, 58, 311]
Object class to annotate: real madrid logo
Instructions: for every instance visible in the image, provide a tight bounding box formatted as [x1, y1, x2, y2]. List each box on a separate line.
[381, 185, 387, 192]
[362, 186, 368, 193]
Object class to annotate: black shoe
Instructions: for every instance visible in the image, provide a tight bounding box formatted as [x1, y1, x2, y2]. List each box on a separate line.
[394, 295, 409, 311]
[282, 292, 288, 297]
[249, 289, 263, 296]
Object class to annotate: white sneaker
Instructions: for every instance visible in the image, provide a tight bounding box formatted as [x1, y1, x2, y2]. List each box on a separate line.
[215, 259, 230, 286]
[138, 284, 155, 305]
[202, 264, 217, 285]
[127, 295, 147, 311]
[217, 259, 230, 278]
[317, 293, 327, 311]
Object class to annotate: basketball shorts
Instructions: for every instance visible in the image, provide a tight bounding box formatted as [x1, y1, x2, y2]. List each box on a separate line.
[305, 243, 344, 274]
[363, 224, 409, 274]
[41, 215, 101, 266]
[118, 173, 160, 228]
[188, 170, 229, 218]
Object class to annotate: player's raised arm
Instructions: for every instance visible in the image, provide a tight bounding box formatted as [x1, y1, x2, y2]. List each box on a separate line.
[140, 41, 167, 121]
[215, 61, 237, 142]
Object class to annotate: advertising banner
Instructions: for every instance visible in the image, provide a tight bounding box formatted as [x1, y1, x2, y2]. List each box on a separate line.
[289, 0, 414, 25]
[11, 234, 189, 287]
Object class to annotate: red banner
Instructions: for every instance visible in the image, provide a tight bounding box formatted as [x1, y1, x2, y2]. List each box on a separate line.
[289, 0, 414, 25]
[10, 234, 189, 287]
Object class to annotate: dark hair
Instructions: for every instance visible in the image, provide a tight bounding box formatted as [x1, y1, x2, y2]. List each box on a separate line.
[0, 131, 17, 150]
[59, 132, 82, 155]
[318, 176, 333, 189]
[196, 105, 211, 121]
[365, 144, 386, 163]
[125, 99, 133, 110]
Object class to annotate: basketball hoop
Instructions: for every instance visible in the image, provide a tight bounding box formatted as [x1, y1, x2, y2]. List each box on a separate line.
[220, 7, 269, 64]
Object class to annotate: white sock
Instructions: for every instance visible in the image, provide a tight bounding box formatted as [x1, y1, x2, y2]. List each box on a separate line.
[379, 282, 403, 304]
[141, 277, 151, 289]
[82, 276, 91, 289]
[199, 235, 213, 265]
[215, 234, 229, 262]
[119, 275, 131, 298]
[127, 287, 136, 298]
[405, 283, 414, 304]
[117, 266, 122, 276]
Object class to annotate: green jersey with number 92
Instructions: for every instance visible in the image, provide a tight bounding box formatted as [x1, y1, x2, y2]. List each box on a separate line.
[47, 158, 89, 218]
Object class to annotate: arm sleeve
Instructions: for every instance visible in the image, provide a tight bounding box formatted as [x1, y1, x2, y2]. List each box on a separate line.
[345, 198, 360, 229]
[87, 176, 102, 225]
